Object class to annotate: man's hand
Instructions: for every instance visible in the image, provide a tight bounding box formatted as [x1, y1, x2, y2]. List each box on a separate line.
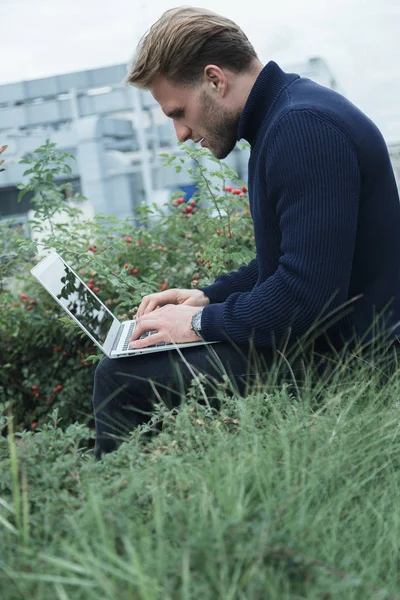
[0, 145, 8, 172]
[136, 288, 209, 318]
[129, 304, 201, 348]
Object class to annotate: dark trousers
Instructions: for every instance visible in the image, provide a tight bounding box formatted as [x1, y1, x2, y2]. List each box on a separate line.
[92, 342, 286, 459]
[92, 338, 400, 459]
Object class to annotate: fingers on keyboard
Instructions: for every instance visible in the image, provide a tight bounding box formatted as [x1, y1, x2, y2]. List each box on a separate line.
[139, 330, 158, 339]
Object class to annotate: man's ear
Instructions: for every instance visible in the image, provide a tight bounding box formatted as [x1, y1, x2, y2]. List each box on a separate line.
[203, 65, 227, 95]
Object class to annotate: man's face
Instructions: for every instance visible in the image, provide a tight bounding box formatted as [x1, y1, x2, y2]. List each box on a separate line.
[151, 76, 240, 159]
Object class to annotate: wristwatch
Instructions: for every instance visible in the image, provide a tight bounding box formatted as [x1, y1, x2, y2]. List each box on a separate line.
[191, 308, 204, 338]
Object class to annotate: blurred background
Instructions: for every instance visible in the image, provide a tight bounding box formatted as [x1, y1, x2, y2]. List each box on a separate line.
[1, 0, 399, 230]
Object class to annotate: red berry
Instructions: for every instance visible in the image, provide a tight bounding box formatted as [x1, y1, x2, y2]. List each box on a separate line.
[186, 206, 192, 212]
[224, 186, 232, 192]
[31, 385, 39, 391]
[177, 197, 185, 204]
[26, 305, 33, 310]
[124, 263, 129, 269]
[125, 236, 132, 243]
[238, 192, 246, 197]
[31, 422, 39, 430]
[20, 293, 29, 301]
[34, 392, 40, 399]
[233, 188, 241, 195]
[161, 283, 168, 291]
[216, 230, 222, 235]
[88, 279, 94, 285]
[242, 186, 247, 193]
[190, 200, 197, 207]
[131, 268, 139, 275]
[93, 287, 100, 293]
[12, 301, 19, 306]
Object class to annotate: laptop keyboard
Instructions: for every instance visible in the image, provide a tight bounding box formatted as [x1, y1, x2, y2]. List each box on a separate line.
[122, 322, 136, 351]
[122, 322, 169, 351]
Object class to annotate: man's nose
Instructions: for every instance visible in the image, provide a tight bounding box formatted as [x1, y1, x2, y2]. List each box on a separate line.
[174, 122, 192, 143]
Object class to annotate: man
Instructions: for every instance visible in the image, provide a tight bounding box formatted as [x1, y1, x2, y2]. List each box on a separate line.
[93, 7, 400, 458]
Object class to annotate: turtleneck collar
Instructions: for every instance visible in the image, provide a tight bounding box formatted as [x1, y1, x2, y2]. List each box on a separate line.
[237, 61, 299, 146]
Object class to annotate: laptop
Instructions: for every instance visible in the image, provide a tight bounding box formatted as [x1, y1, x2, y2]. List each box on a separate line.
[31, 251, 216, 358]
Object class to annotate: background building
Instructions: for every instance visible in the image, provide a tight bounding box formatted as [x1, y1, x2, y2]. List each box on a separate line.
[0, 57, 398, 230]
[390, 143, 400, 187]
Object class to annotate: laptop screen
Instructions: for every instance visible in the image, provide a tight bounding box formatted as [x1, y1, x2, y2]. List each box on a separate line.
[37, 255, 115, 345]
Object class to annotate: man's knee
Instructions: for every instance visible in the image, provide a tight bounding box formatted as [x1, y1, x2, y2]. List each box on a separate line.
[94, 356, 116, 385]
[92, 357, 127, 414]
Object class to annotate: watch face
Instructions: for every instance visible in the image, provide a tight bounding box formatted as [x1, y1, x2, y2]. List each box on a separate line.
[194, 312, 202, 330]
[192, 309, 203, 335]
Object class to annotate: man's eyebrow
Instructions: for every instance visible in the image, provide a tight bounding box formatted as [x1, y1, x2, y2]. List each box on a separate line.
[165, 108, 184, 118]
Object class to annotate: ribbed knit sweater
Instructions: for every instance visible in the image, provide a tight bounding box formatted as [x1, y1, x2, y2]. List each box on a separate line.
[199, 61, 400, 350]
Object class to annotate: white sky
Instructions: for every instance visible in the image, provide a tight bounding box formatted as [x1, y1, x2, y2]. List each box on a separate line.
[1, 0, 400, 141]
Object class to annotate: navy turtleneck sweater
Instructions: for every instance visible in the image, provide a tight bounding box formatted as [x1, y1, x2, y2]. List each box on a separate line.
[199, 61, 400, 350]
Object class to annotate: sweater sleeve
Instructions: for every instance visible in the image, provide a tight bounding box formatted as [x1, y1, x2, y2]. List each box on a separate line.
[199, 110, 361, 346]
[199, 258, 258, 304]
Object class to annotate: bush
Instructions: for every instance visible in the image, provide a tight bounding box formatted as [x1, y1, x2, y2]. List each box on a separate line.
[0, 140, 255, 432]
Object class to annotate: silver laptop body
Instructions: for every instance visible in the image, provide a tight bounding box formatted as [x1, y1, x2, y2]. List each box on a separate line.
[31, 251, 215, 358]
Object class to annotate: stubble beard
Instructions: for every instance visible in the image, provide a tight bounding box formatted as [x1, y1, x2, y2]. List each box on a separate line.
[199, 91, 241, 160]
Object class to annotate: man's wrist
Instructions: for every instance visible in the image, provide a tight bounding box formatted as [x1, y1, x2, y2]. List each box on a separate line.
[191, 308, 204, 338]
[197, 288, 211, 305]
[197, 290, 210, 306]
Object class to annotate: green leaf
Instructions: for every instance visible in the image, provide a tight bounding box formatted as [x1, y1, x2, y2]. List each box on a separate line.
[17, 189, 27, 202]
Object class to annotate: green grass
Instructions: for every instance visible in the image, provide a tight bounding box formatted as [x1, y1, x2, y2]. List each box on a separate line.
[1, 347, 400, 599]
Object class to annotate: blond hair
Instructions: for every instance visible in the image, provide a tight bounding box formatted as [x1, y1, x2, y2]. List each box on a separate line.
[124, 7, 257, 89]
